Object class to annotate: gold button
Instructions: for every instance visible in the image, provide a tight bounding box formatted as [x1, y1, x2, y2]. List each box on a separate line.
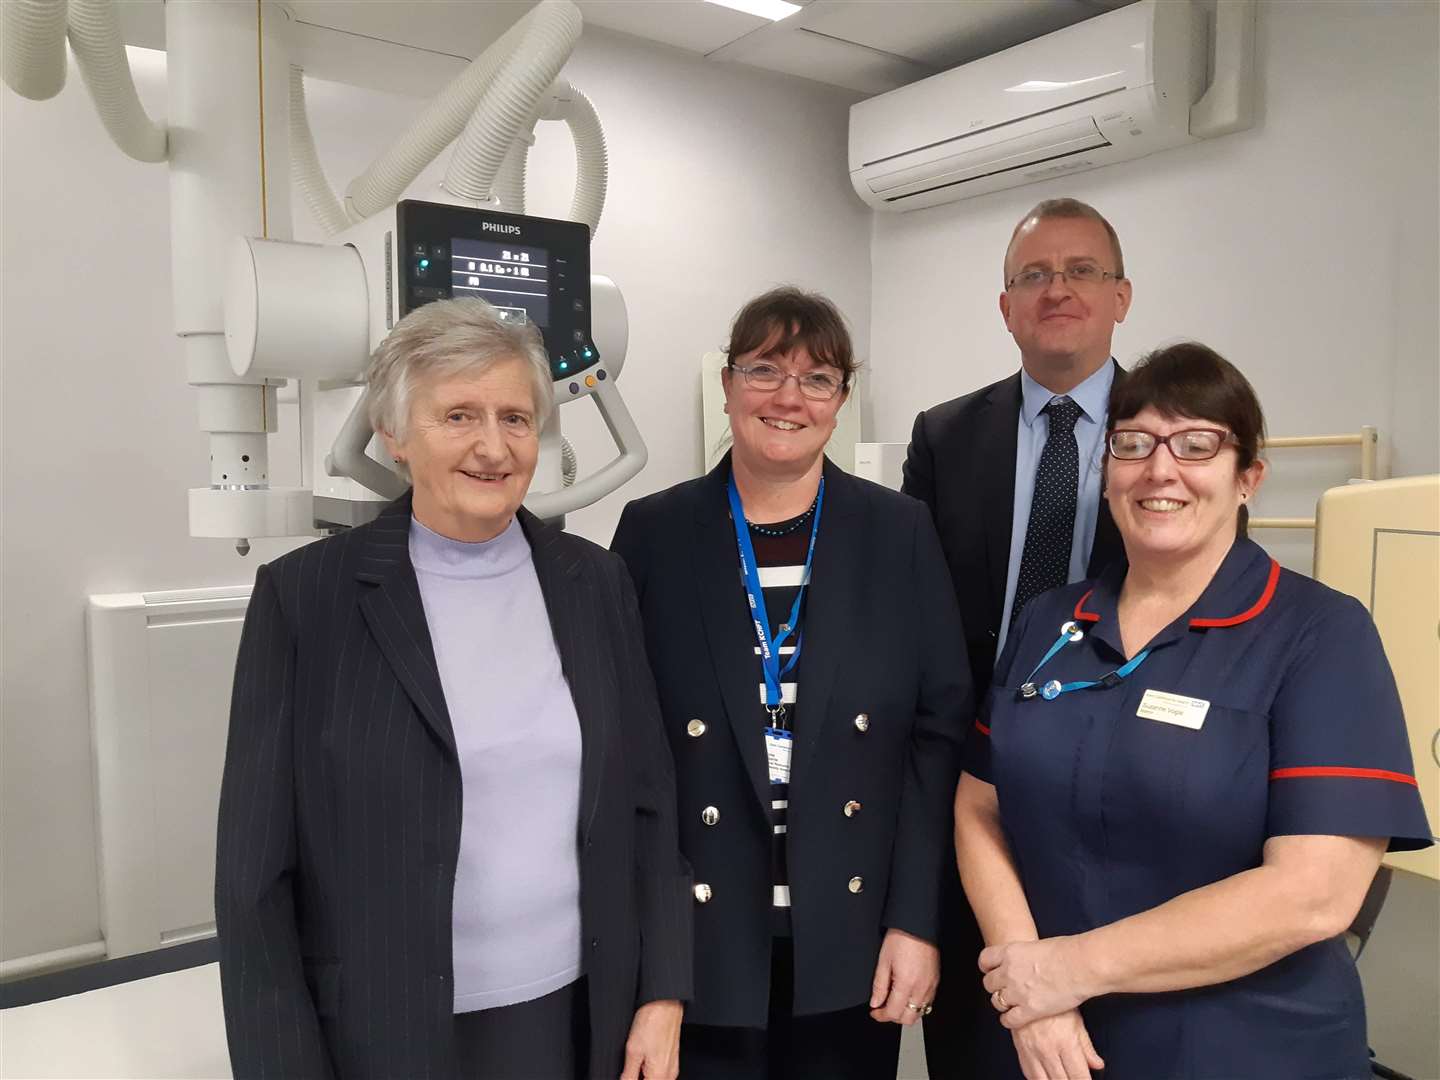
[848, 876, 864, 894]
[584, 374, 597, 388]
[702, 806, 720, 826]
[686, 718, 706, 737]
[843, 800, 862, 818]
[853, 713, 869, 732]
[694, 883, 713, 904]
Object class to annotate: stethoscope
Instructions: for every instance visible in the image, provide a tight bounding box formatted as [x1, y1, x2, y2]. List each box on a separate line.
[1017, 620, 1153, 701]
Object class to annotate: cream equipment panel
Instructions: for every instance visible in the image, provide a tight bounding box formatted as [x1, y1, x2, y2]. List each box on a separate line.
[1314, 475, 1440, 881]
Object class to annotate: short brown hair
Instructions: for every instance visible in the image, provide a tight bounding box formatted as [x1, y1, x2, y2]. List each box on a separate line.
[725, 286, 858, 388]
[1004, 198, 1125, 283]
[1107, 342, 1266, 471]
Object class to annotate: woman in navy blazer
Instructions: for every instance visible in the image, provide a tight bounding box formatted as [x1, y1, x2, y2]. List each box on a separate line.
[612, 287, 973, 1079]
[216, 298, 691, 1080]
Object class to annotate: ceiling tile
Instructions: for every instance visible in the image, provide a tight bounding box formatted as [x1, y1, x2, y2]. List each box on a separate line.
[715, 26, 930, 95]
[576, 0, 769, 54]
[286, 0, 529, 60]
[798, 0, 1100, 68]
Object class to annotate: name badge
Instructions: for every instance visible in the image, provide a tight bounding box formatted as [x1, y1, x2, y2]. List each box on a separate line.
[764, 727, 793, 784]
[1136, 689, 1210, 730]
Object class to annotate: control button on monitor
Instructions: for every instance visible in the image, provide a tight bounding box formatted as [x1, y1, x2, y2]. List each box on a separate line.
[569, 382, 579, 395]
[584, 375, 596, 388]
[596, 369, 607, 381]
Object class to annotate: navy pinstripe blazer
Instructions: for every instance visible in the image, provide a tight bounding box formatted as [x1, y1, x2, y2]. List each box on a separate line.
[215, 493, 692, 1079]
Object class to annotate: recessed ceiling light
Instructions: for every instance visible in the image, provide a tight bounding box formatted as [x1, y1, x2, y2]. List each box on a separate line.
[704, 0, 802, 21]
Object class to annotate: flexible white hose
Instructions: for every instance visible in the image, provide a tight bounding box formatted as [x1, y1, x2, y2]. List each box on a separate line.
[442, 4, 580, 205]
[492, 138, 529, 214]
[491, 95, 543, 216]
[560, 436, 577, 487]
[548, 81, 607, 236]
[345, 0, 580, 222]
[289, 66, 349, 235]
[2, 0, 68, 101]
[66, 0, 166, 162]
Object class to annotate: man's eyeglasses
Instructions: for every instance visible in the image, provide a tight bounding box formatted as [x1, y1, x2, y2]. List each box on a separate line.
[730, 362, 846, 401]
[1108, 428, 1236, 462]
[1006, 264, 1122, 292]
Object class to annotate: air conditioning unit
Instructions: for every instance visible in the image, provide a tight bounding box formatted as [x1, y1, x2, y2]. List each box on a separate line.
[849, 0, 1251, 212]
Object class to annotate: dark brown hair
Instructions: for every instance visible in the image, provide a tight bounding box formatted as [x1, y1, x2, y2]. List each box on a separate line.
[725, 286, 858, 388]
[1005, 197, 1125, 283]
[1107, 342, 1266, 471]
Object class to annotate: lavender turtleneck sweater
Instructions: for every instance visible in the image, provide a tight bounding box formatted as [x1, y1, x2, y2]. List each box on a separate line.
[409, 515, 583, 1014]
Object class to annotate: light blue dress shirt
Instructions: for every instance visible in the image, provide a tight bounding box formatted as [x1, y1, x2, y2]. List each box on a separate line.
[997, 360, 1115, 654]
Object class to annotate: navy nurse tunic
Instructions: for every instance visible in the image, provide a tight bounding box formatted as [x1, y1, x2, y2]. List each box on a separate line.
[966, 538, 1432, 1080]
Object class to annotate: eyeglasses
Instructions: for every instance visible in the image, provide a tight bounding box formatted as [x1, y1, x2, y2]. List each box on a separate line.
[1108, 428, 1236, 462]
[730, 362, 846, 401]
[1006, 263, 1122, 292]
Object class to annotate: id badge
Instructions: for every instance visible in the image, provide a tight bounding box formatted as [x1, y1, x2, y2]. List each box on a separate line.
[1136, 689, 1210, 730]
[764, 726, 793, 785]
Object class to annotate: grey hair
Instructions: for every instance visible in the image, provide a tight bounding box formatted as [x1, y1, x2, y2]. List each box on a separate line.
[366, 297, 554, 441]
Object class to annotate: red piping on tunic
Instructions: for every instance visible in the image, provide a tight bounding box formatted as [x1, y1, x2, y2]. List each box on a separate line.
[1270, 766, 1417, 786]
[1191, 559, 1281, 627]
[1072, 559, 1282, 628]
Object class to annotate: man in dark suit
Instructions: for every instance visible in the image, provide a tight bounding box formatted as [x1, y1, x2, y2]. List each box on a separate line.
[902, 198, 1133, 1078]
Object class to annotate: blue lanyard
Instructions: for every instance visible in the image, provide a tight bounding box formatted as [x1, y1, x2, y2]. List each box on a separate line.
[1018, 620, 1152, 701]
[726, 473, 825, 722]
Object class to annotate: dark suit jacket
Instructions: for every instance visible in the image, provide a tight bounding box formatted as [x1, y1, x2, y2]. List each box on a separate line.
[611, 456, 971, 1028]
[902, 365, 1125, 699]
[215, 493, 692, 1079]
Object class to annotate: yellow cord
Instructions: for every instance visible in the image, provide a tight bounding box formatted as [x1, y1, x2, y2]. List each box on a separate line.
[256, 0, 269, 238]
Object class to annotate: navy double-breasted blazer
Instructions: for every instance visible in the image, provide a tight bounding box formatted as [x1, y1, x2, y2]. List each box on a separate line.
[612, 456, 972, 1027]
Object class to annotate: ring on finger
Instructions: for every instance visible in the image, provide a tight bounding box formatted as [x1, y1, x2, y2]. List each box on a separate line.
[992, 988, 1010, 1011]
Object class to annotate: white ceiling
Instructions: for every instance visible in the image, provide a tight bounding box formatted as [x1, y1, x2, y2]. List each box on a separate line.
[117, 0, 1136, 99]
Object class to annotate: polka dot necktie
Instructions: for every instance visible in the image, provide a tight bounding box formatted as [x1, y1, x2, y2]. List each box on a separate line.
[1012, 396, 1083, 622]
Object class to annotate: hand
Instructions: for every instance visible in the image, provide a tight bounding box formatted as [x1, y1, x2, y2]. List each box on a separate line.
[1011, 1009, 1105, 1080]
[979, 937, 1089, 1029]
[620, 999, 682, 1080]
[868, 928, 940, 1025]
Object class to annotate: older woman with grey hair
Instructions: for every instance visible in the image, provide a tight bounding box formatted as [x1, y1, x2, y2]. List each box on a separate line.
[216, 297, 692, 1080]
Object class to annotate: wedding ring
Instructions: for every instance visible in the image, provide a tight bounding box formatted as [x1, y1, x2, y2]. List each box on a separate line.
[993, 988, 1011, 1011]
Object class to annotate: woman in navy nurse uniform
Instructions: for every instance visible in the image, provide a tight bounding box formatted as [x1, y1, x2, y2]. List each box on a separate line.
[954, 342, 1432, 1080]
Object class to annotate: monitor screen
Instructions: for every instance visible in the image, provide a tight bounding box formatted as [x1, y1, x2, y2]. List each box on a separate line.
[450, 236, 550, 328]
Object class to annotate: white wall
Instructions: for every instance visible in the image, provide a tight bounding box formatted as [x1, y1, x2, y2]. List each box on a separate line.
[867, 0, 1439, 572]
[0, 28, 869, 963]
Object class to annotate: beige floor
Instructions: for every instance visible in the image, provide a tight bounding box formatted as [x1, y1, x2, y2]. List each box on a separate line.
[898, 1022, 930, 1079]
[1, 964, 933, 1080]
